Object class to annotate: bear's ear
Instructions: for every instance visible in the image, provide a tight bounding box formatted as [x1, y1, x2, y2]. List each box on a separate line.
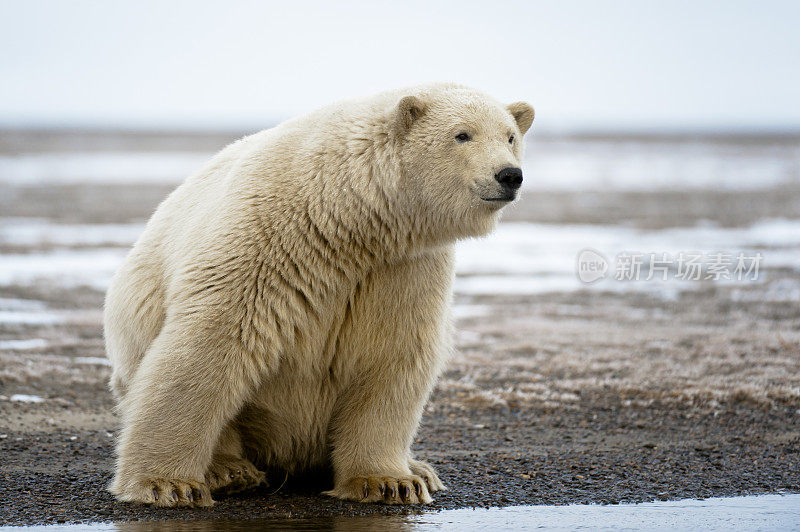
[394, 95, 427, 134]
[507, 101, 535, 135]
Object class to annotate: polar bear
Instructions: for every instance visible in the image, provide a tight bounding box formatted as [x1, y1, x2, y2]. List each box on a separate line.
[104, 83, 534, 507]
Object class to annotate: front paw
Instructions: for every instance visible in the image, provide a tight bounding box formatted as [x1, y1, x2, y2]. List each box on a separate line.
[323, 474, 432, 504]
[112, 477, 213, 507]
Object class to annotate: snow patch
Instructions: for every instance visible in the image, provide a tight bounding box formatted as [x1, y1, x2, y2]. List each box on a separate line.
[9, 394, 45, 403]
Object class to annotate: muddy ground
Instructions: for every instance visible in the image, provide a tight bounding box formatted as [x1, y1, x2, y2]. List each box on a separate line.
[1, 130, 799, 526]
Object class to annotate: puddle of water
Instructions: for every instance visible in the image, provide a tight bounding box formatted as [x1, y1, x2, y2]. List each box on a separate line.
[522, 138, 800, 192]
[0, 298, 47, 311]
[72, 356, 111, 366]
[2, 220, 800, 300]
[0, 338, 48, 350]
[0, 311, 63, 325]
[0, 219, 145, 247]
[4, 494, 799, 531]
[0, 248, 127, 290]
[0, 152, 209, 186]
[454, 219, 800, 298]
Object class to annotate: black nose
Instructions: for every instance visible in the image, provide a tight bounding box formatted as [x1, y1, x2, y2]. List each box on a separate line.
[494, 167, 523, 190]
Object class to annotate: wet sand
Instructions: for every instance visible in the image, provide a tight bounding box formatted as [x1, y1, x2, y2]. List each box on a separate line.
[1, 130, 799, 525]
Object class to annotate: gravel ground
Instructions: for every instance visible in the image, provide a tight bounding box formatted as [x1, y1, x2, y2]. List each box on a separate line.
[1, 390, 798, 525]
[1, 130, 799, 526]
[2, 281, 799, 526]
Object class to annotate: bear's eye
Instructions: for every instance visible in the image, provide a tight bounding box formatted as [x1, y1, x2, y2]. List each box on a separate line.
[455, 132, 471, 143]
[509, 135, 515, 144]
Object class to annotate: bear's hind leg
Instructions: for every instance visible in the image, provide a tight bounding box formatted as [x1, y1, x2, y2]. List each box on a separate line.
[104, 254, 165, 401]
[409, 458, 447, 493]
[205, 423, 266, 495]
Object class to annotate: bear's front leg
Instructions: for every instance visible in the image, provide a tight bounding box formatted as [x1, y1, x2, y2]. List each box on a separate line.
[322, 368, 446, 504]
[323, 249, 453, 505]
[110, 314, 267, 507]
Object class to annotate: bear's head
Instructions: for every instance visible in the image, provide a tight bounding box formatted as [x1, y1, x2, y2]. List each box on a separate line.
[391, 86, 534, 241]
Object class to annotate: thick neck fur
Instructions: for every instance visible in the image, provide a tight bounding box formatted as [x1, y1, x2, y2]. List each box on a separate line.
[235, 106, 493, 327]
[294, 116, 464, 272]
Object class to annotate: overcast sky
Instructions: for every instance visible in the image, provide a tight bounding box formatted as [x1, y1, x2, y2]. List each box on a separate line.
[1, 0, 799, 131]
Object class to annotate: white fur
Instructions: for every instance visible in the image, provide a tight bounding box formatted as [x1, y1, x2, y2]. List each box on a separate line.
[104, 83, 534, 506]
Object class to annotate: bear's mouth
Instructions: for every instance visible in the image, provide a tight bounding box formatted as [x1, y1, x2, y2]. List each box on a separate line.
[480, 194, 516, 203]
[473, 184, 517, 204]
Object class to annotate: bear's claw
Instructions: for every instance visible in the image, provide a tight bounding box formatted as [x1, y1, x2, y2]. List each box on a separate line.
[324, 460, 445, 505]
[323, 474, 434, 505]
[115, 477, 213, 507]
